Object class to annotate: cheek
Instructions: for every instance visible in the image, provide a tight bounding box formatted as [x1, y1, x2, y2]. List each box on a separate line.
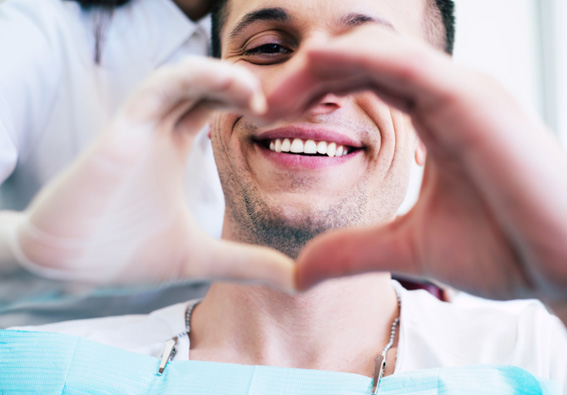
[210, 112, 251, 180]
[210, 112, 238, 146]
[209, 114, 234, 170]
[355, 94, 415, 209]
[356, 93, 415, 160]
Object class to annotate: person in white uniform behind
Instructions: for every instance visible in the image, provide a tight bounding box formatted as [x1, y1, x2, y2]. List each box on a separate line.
[0, 0, 224, 326]
[10, 0, 567, 391]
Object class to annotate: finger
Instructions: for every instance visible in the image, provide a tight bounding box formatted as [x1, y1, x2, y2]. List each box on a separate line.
[304, 26, 458, 110]
[124, 56, 267, 126]
[185, 237, 296, 291]
[175, 96, 267, 136]
[295, 221, 419, 291]
[266, 25, 456, 124]
[265, 68, 413, 122]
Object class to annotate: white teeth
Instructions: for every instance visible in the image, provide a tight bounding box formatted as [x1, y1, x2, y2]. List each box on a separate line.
[267, 138, 352, 157]
[290, 138, 304, 153]
[281, 138, 291, 152]
[304, 140, 317, 154]
[327, 142, 337, 157]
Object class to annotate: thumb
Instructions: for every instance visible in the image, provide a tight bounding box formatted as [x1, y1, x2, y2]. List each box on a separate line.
[189, 237, 296, 291]
[295, 220, 419, 291]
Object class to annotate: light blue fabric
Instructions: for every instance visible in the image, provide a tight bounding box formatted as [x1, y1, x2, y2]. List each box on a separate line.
[0, 330, 559, 394]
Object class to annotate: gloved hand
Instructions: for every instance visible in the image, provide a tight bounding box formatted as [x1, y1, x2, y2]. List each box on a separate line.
[1, 56, 294, 289]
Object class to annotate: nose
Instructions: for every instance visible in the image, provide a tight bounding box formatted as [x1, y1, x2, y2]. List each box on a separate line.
[304, 93, 349, 117]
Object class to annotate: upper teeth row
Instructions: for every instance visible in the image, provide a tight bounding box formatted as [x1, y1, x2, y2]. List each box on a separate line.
[268, 138, 349, 157]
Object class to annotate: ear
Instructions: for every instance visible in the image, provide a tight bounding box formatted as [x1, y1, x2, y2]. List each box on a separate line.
[207, 129, 212, 139]
[403, 114, 426, 166]
[415, 138, 426, 166]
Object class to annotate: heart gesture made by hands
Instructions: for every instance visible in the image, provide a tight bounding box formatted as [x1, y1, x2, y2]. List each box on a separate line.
[7, 26, 567, 322]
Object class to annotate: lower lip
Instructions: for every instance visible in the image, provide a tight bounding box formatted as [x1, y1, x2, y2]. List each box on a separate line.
[256, 143, 362, 170]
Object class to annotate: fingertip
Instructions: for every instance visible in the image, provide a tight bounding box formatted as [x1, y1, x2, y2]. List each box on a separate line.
[296, 225, 412, 290]
[295, 234, 343, 291]
[250, 91, 267, 115]
[294, 256, 322, 292]
[208, 239, 297, 291]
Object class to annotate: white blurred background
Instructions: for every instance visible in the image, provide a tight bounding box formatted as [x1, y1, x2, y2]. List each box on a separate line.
[454, 0, 566, 149]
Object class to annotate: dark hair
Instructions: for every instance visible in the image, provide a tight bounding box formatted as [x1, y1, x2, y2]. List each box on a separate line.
[66, 0, 131, 7]
[434, 0, 456, 54]
[211, 0, 456, 58]
[211, 0, 227, 60]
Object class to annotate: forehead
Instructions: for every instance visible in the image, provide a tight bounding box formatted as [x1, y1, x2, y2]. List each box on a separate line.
[222, 0, 428, 42]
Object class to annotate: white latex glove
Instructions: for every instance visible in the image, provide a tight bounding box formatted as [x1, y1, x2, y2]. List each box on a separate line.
[0, 56, 294, 289]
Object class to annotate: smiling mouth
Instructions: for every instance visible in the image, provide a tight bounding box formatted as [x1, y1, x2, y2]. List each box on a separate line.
[260, 138, 358, 157]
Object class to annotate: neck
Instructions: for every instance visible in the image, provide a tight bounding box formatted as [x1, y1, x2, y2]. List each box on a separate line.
[190, 274, 399, 376]
[172, 0, 213, 21]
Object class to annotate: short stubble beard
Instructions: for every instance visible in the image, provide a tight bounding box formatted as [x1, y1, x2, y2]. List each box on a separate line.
[222, 175, 374, 259]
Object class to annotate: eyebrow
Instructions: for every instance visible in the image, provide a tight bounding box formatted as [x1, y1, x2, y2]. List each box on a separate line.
[230, 7, 289, 39]
[229, 8, 396, 40]
[341, 13, 397, 32]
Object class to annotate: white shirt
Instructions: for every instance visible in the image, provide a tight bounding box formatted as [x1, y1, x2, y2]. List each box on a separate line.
[13, 282, 567, 391]
[0, 0, 223, 326]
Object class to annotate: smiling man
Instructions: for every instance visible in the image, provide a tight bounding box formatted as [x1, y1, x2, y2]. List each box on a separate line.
[3, 0, 567, 392]
[210, 0, 448, 261]
[212, 7, 414, 260]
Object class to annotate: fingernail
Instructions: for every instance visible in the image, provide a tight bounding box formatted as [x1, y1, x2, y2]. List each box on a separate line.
[250, 92, 267, 114]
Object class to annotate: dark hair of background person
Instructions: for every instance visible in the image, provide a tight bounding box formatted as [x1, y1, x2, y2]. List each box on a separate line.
[211, 0, 456, 58]
[66, 0, 130, 6]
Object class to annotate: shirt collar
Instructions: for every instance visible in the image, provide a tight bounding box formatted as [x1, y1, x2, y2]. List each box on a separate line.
[146, 0, 207, 66]
[103, 0, 209, 68]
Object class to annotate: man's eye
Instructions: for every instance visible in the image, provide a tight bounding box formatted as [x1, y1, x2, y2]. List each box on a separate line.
[243, 43, 292, 64]
[245, 43, 289, 55]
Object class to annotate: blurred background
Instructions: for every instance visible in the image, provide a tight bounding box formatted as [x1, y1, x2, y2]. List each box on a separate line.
[453, 0, 566, 151]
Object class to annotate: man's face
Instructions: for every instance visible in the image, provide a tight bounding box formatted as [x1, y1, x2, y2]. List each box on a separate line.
[211, 0, 428, 257]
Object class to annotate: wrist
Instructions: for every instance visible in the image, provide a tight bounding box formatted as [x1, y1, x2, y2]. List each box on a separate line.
[0, 210, 24, 266]
[548, 301, 567, 328]
[549, 303, 567, 328]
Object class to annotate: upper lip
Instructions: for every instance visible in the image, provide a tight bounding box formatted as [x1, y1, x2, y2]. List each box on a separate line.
[254, 125, 364, 148]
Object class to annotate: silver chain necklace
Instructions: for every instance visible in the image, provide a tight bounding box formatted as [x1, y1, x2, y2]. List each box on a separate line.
[158, 292, 401, 394]
[157, 300, 200, 375]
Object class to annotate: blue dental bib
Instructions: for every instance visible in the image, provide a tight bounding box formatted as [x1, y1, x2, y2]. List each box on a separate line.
[0, 330, 558, 394]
